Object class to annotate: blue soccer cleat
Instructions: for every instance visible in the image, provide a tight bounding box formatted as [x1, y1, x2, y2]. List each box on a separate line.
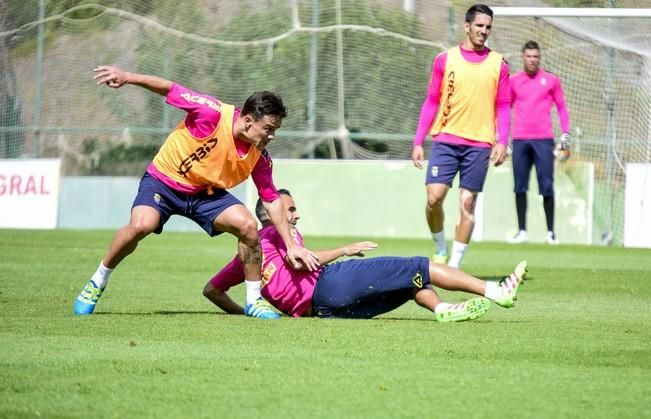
[244, 298, 281, 319]
[74, 280, 103, 315]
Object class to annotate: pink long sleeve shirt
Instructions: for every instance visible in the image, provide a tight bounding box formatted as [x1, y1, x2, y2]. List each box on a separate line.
[209, 224, 319, 317]
[413, 46, 511, 148]
[510, 69, 570, 140]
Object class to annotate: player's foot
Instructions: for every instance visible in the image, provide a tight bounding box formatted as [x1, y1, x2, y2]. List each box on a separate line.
[245, 298, 281, 319]
[434, 297, 490, 322]
[493, 261, 528, 308]
[431, 252, 448, 265]
[546, 231, 560, 245]
[73, 280, 103, 315]
[507, 230, 529, 244]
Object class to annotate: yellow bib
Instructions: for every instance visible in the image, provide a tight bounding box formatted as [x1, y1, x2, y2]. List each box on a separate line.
[431, 46, 502, 144]
[152, 104, 261, 190]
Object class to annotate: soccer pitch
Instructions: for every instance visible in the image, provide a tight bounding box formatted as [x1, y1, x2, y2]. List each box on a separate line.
[1, 229, 649, 418]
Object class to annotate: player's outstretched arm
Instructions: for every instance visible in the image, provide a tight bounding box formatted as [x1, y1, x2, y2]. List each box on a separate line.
[93, 65, 172, 96]
[289, 241, 378, 270]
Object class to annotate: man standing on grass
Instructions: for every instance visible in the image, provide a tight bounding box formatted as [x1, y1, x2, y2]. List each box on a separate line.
[508, 40, 571, 245]
[411, 4, 510, 269]
[73, 66, 319, 319]
[204, 189, 528, 321]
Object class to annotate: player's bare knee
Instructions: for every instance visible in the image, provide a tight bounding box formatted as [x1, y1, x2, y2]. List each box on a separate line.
[127, 220, 156, 238]
[427, 194, 444, 209]
[237, 218, 259, 246]
[459, 191, 477, 223]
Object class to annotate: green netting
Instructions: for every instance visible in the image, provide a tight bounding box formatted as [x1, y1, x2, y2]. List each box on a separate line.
[1, 0, 650, 243]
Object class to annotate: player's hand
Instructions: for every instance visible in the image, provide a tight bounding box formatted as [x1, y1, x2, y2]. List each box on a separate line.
[412, 146, 425, 169]
[559, 133, 571, 162]
[287, 245, 320, 271]
[94, 65, 129, 88]
[491, 143, 507, 166]
[343, 241, 378, 257]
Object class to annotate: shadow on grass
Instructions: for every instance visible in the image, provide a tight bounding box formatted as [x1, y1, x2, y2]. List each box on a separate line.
[477, 275, 535, 281]
[94, 310, 224, 316]
[377, 317, 535, 323]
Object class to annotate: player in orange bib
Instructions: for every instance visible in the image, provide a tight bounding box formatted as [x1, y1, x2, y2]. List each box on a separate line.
[73, 66, 319, 319]
[412, 4, 510, 269]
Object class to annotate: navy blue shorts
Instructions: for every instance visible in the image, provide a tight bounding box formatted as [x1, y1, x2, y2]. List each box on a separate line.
[132, 172, 242, 236]
[512, 139, 555, 196]
[311, 256, 430, 319]
[426, 142, 491, 192]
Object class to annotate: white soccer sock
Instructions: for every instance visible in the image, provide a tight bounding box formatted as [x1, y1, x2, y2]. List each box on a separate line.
[431, 230, 447, 254]
[484, 281, 502, 301]
[433, 302, 452, 314]
[245, 280, 262, 306]
[90, 262, 113, 290]
[448, 241, 468, 269]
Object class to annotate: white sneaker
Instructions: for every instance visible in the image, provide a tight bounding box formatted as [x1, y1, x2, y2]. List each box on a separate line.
[508, 230, 529, 244]
[546, 231, 560, 245]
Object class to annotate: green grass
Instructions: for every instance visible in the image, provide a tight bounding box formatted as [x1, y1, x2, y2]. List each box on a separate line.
[1, 229, 650, 418]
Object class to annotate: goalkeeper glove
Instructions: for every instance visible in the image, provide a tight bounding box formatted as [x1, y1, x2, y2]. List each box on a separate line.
[558, 133, 571, 162]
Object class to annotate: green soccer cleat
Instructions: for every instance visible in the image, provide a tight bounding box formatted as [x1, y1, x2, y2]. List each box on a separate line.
[493, 261, 528, 308]
[431, 252, 448, 265]
[435, 297, 491, 323]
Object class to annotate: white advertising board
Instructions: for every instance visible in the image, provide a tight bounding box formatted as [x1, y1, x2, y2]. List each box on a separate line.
[0, 159, 61, 229]
[624, 163, 651, 248]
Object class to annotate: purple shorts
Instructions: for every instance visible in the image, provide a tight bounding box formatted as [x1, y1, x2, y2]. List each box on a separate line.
[312, 256, 430, 318]
[511, 139, 555, 196]
[425, 142, 491, 192]
[132, 172, 242, 236]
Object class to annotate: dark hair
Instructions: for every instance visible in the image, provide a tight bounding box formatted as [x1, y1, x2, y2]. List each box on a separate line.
[255, 189, 292, 224]
[465, 4, 493, 23]
[241, 91, 287, 121]
[522, 40, 540, 53]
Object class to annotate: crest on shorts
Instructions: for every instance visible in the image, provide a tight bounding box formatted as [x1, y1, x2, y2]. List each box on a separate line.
[430, 166, 439, 177]
[412, 272, 423, 288]
[153, 193, 161, 204]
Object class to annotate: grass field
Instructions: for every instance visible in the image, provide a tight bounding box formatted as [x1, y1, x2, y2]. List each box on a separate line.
[1, 229, 650, 418]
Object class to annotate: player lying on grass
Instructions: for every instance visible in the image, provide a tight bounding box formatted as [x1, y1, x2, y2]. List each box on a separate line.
[204, 189, 528, 321]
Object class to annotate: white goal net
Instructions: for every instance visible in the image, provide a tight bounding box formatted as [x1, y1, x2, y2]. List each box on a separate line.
[1, 1, 650, 244]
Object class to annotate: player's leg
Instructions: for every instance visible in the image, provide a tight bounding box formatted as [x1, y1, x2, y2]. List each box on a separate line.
[327, 289, 415, 319]
[74, 173, 169, 315]
[509, 140, 533, 243]
[312, 256, 488, 322]
[449, 146, 490, 268]
[533, 139, 558, 244]
[426, 183, 450, 263]
[211, 201, 279, 319]
[104, 206, 161, 268]
[427, 260, 528, 308]
[425, 142, 459, 264]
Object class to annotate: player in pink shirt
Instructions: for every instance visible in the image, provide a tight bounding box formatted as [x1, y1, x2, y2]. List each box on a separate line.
[412, 4, 510, 269]
[509, 40, 571, 245]
[205, 189, 529, 321]
[74, 66, 319, 319]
